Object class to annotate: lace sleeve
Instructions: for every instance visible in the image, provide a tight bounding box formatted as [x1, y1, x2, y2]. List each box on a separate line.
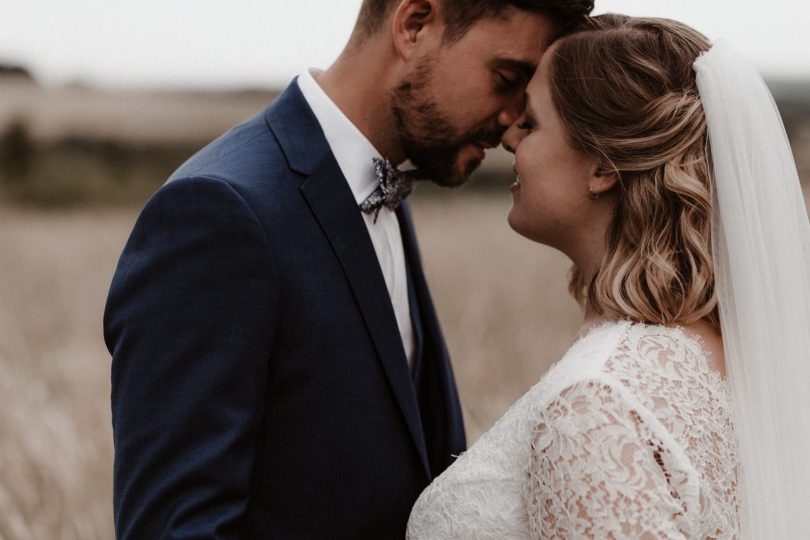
[528, 380, 692, 539]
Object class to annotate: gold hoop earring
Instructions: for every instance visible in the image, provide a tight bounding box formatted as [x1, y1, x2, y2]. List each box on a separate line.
[588, 190, 600, 201]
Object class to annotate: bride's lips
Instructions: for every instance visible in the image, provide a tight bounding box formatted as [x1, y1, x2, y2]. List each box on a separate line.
[510, 164, 521, 192]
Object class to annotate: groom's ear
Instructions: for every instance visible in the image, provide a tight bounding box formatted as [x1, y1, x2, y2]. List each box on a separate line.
[391, 0, 441, 60]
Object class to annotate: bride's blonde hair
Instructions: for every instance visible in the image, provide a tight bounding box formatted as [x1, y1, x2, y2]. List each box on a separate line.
[552, 14, 718, 327]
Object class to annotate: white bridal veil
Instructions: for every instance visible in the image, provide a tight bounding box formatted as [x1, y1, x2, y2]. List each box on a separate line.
[694, 41, 810, 537]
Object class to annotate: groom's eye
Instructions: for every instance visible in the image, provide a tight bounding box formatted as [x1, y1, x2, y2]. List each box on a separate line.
[494, 72, 519, 93]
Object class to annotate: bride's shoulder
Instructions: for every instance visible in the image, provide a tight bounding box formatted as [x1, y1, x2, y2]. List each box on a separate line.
[532, 320, 723, 409]
[603, 321, 723, 383]
[528, 320, 730, 451]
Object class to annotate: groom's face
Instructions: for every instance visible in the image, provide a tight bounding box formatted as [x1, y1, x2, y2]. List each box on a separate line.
[392, 10, 554, 187]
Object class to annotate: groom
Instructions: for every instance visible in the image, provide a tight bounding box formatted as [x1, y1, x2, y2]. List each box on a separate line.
[104, 0, 591, 538]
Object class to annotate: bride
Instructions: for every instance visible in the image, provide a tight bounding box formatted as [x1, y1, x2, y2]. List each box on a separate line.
[407, 14, 810, 539]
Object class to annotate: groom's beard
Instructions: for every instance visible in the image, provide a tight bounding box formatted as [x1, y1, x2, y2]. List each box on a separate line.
[392, 61, 504, 187]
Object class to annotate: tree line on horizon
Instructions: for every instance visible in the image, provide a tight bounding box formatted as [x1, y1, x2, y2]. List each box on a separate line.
[1, 61, 808, 208]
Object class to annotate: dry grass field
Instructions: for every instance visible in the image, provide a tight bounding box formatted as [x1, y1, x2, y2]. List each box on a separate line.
[0, 193, 585, 539]
[2, 185, 809, 538]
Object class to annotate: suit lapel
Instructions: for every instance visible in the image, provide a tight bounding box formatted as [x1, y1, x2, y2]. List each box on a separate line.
[397, 202, 467, 474]
[267, 81, 431, 478]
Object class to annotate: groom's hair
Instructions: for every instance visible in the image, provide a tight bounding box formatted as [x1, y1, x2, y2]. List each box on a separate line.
[353, 0, 594, 44]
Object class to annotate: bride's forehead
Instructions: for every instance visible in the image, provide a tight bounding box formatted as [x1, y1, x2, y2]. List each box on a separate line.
[527, 59, 552, 94]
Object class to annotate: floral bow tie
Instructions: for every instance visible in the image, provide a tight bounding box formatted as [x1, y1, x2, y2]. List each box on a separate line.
[359, 157, 419, 223]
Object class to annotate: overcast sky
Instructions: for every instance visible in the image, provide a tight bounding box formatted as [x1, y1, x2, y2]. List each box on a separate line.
[2, 0, 808, 89]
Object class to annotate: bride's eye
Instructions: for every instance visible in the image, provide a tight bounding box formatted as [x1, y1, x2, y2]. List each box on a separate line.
[517, 119, 533, 130]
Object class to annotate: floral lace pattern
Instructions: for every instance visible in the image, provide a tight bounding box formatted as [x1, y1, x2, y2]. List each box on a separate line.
[407, 321, 739, 539]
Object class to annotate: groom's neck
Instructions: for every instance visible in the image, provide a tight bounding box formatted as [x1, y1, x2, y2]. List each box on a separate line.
[315, 39, 406, 165]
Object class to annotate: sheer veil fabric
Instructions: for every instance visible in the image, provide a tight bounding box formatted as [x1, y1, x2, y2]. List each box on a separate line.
[695, 41, 810, 538]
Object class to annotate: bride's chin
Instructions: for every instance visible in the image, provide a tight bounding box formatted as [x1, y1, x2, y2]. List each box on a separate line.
[507, 211, 555, 248]
[506, 209, 529, 238]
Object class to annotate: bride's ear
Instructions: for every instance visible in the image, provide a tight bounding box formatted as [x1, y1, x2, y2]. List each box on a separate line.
[588, 163, 619, 198]
[391, 0, 441, 61]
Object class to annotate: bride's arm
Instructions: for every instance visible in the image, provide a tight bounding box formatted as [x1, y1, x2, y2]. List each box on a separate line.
[527, 380, 692, 539]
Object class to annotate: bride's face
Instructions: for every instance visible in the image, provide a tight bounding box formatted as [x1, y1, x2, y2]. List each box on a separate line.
[502, 49, 606, 252]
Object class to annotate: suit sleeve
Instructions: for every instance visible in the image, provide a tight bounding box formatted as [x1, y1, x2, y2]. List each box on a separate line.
[104, 176, 278, 539]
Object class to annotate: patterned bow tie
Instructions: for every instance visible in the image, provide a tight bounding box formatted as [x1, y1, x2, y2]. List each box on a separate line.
[359, 157, 419, 223]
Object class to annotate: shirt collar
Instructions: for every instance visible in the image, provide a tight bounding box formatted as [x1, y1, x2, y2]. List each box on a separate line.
[296, 68, 381, 204]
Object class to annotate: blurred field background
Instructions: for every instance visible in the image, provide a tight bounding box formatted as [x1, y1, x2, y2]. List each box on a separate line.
[1, 65, 809, 538]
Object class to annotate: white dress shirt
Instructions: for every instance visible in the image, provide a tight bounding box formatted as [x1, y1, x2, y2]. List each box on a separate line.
[297, 69, 416, 371]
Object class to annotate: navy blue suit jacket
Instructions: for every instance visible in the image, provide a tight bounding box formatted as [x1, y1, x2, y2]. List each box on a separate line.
[104, 80, 466, 539]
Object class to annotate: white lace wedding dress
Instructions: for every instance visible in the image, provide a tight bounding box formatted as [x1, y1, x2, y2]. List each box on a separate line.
[407, 320, 740, 539]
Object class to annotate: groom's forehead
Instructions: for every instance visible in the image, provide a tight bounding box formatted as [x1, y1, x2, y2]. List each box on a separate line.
[449, 10, 555, 62]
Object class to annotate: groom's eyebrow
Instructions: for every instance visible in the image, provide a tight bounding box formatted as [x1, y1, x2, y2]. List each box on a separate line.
[493, 58, 537, 81]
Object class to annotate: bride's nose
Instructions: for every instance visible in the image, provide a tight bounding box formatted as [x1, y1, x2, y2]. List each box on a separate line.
[501, 115, 527, 154]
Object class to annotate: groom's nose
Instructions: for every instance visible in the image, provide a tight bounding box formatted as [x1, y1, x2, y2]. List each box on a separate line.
[497, 94, 526, 128]
[501, 116, 525, 154]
